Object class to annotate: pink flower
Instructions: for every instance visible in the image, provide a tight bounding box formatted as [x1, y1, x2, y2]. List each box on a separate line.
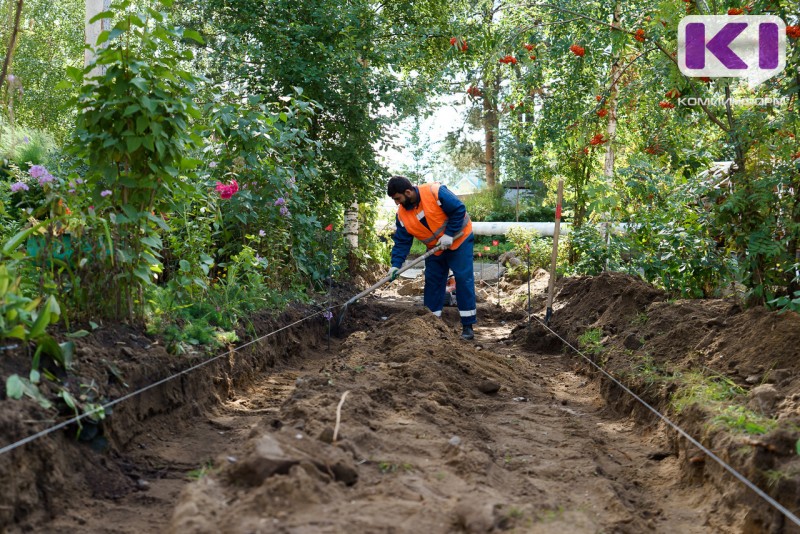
[492, 240, 499, 246]
[325, 224, 333, 231]
[259, 230, 266, 237]
[215, 180, 239, 200]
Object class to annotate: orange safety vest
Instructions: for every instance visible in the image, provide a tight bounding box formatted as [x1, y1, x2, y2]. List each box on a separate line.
[397, 183, 472, 255]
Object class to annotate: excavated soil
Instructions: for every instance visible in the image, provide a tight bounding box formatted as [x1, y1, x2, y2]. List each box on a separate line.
[3, 271, 800, 533]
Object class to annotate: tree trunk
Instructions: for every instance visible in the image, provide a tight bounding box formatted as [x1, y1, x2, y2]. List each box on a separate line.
[483, 80, 499, 188]
[603, 3, 621, 179]
[85, 0, 112, 76]
[0, 0, 24, 92]
[344, 200, 359, 273]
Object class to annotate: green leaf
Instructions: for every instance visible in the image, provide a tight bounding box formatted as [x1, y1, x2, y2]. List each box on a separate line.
[6, 375, 23, 399]
[88, 10, 115, 23]
[183, 29, 205, 44]
[60, 390, 77, 410]
[133, 266, 152, 284]
[5, 324, 26, 340]
[127, 136, 143, 152]
[123, 104, 141, 117]
[29, 369, 40, 384]
[179, 259, 191, 272]
[28, 297, 55, 339]
[130, 77, 149, 92]
[89, 321, 99, 330]
[96, 30, 111, 46]
[66, 329, 91, 338]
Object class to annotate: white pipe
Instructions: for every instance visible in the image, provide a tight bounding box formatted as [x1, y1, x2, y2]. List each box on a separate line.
[378, 221, 629, 237]
[471, 222, 571, 236]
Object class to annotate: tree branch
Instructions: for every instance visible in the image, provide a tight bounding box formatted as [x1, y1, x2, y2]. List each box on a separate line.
[0, 0, 24, 92]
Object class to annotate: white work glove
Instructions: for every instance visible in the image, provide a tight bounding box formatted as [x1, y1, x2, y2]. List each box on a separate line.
[437, 234, 454, 249]
[388, 267, 400, 281]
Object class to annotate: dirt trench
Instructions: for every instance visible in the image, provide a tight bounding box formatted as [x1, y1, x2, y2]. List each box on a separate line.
[10, 277, 760, 533]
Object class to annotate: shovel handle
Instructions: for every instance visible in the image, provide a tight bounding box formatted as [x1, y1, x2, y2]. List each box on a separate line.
[343, 231, 464, 307]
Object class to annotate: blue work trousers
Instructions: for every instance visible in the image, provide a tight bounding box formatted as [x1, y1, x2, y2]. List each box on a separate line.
[424, 234, 477, 325]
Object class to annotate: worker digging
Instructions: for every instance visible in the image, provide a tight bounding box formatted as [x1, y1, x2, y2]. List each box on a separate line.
[386, 175, 477, 340]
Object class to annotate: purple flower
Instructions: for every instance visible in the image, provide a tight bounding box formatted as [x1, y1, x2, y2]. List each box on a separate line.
[209, 161, 218, 169]
[37, 173, 55, 186]
[22, 136, 30, 144]
[274, 197, 286, 206]
[101, 189, 112, 197]
[10, 181, 29, 193]
[76, 178, 84, 185]
[280, 206, 290, 217]
[29, 165, 46, 179]
[68, 189, 76, 194]
[322, 311, 333, 321]
[259, 229, 266, 237]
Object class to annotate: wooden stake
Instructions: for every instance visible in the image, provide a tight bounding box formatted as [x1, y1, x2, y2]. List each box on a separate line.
[545, 179, 564, 324]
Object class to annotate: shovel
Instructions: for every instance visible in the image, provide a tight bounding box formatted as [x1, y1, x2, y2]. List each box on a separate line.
[334, 231, 463, 333]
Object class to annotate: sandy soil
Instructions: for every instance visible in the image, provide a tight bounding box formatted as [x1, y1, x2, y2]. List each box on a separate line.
[5, 271, 800, 533]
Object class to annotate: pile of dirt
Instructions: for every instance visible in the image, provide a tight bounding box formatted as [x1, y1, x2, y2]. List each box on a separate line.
[526, 271, 800, 532]
[167, 309, 560, 533]
[0, 306, 330, 530]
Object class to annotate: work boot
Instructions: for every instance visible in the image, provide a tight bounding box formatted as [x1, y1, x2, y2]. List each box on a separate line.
[461, 324, 474, 340]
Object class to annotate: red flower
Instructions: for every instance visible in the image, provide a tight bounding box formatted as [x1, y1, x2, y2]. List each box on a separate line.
[499, 55, 518, 65]
[529, 55, 536, 60]
[569, 44, 585, 57]
[484, 246, 490, 251]
[450, 37, 468, 51]
[728, 7, 743, 14]
[492, 240, 499, 246]
[466, 86, 482, 97]
[787, 26, 800, 39]
[699, 76, 711, 82]
[325, 224, 333, 231]
[509, 103, 515, 111]
[634, 29, 645, 42]
[595, 95, 602, 102]
[659, 101, 676, 109]
[582, 147, 589, 155]
[792, 151, 800, 160]
[589, 134, 607, 146]
[215, 179, 240, 199]
[524, 43, 534, 51]
[665, 88, 681, 99]
[597, 108, 608, 118]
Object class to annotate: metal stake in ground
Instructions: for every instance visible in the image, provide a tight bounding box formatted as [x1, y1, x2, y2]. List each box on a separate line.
[545, 179, 564, 325]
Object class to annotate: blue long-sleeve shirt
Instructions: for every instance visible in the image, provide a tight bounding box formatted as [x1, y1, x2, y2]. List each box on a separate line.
[391, 185, 467, 269]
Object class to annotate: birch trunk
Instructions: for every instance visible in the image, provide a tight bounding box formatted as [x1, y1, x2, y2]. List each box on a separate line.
[85, 0, 112, 76]
[603, 3, 621, 179]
